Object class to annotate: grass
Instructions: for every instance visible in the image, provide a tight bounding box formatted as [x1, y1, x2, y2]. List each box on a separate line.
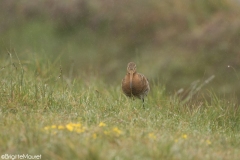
[0, 55, 240, 160]
[1, 1, 240, 159]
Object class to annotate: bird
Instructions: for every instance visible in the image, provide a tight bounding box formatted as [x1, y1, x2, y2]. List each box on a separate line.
[121, 62, 150, 106]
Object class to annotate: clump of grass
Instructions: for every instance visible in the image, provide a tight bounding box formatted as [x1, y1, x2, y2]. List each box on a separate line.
[176, 75, 215, 104]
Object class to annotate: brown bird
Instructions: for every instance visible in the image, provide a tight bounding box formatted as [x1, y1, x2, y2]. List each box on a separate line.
[121, 62, 150, 106]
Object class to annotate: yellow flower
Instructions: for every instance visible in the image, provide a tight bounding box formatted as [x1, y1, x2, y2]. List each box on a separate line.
[112, 127, 122, 136]
[148, 133, 157, 140]
[92, 133, 97, 139]
[182, 134, 187, 139]
[44, 123, 86, 134]
[45, 122, 86, 134]
[66, 124, 74, 131]
[58, 125, 65, 130]
[51, 125, 57, 129]
[206, 140, 211, 145]
[65, 123, 85, 133]
[44, 126, 50, 130]
[99, 122, 106, 127]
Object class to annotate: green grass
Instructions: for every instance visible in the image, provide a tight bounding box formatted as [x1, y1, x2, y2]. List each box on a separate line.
[0, 55, 240, 160]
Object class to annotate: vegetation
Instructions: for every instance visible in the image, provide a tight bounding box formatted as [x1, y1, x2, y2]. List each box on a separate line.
[0, 0, 240, 159]
[0, 53, 240, 160]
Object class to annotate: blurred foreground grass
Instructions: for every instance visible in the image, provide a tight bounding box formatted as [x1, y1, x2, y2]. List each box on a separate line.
[0, 54, 239, 160]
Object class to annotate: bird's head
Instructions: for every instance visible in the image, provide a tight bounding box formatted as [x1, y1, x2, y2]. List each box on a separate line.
[127, 62, 137, 75]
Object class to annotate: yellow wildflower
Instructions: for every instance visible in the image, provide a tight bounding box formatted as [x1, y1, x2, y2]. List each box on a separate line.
[206, 140, 211, 145]
[51, 125, 57, 129]
[44, 122, 86, 134]
[99, 122, 106, 127]
[58, 125, 65, 130]
[148, 133, 157, 140]
[65, 123, 85, 133]
[44, 126, 50, 130]
[182, 134, 187, 139]
[92, 133, 97, 139]
[66, 124, 74, 131]
[112, 127, 122, 136]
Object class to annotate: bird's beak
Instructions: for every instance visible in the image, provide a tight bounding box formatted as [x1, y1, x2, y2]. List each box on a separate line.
[129, 71, 133, 89]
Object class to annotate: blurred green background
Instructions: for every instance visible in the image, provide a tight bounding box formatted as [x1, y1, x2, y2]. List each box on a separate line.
[1, 0, 240, 101]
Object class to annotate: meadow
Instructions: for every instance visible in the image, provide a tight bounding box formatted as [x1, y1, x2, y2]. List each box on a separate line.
[1, 0, 240, 159]
[0, 54, 239, 160]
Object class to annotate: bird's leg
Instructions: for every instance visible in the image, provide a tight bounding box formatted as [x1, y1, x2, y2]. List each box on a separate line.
[142, 98, 145, 109]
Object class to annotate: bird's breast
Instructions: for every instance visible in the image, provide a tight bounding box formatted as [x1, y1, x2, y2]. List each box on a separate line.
[122, 73, 149, 98]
